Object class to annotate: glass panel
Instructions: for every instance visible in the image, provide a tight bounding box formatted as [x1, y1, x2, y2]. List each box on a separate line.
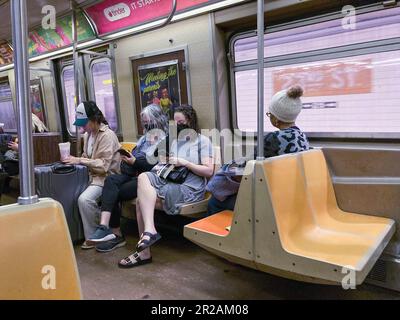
[235, 51, 400, 134]
[91, 60, 118, 131]
[62, 67, 77, 133]
[234, 7, 400, 62]
[0, 82, 16, 131]
[0, 82, 12, 99]
[30, 81, 46, 125]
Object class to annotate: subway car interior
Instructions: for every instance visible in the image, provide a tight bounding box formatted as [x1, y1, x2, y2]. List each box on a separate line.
[1, 0, 400, 300]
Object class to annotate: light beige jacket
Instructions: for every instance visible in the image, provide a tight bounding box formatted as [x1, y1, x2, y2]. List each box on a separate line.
[80, 123, 121, 187]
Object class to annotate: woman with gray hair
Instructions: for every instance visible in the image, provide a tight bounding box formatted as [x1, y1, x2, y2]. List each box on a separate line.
[85, 104, 168, 252]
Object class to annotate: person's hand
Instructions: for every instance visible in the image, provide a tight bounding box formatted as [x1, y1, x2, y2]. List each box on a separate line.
[169, 157, 189, 167]
[8, 141, 18, 152]
[62, 156, 81, 165]
[121, 155, 136, 165]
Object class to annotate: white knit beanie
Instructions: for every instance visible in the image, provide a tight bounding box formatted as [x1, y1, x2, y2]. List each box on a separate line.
[269, 86, 304, 123]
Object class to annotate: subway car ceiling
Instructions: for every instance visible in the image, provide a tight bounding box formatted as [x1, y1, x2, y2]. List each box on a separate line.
[0, 0, 399, 147]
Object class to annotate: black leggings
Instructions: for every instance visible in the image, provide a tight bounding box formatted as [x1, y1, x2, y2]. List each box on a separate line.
[101, 174, 138, 228]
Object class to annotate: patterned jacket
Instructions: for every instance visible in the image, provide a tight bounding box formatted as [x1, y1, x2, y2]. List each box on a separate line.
[263, 126, 310, 158]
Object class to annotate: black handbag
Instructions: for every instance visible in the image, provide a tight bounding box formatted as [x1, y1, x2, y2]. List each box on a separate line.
[165, 136, 201, 184]
[166, 165, 190, 184]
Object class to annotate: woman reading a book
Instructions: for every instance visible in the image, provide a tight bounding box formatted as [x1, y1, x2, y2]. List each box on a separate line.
[85, 104, 168, 252]
[118, 105, 214, 268]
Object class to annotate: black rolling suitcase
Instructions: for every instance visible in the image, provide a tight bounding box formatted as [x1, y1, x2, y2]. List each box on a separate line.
[34, 163, 89, 243]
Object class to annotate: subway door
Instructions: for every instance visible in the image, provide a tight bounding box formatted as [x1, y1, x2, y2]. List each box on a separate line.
[131, 50, 188, 135]
[83, 46, 121, 140]
[56, 47, 121, 156]
[55, 56, 87, 156]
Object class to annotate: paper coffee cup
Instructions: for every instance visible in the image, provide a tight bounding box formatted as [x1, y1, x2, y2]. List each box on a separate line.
[59, 142, 71, 161]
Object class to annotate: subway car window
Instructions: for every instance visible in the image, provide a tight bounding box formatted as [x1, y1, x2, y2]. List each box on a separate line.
[232, 6, 400, 137]
[235, 51, 400, 134]
[0, 81, 17, 131]
[90, 59, 118, 131]
[234, 7, 400, 63]
[61, 66, 76, 134]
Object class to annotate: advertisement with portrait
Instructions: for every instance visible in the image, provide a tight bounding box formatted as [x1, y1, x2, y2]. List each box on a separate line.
[131, 49, 189, 135]
[138, 60, 180, 119]
[30, 79, 47, 126]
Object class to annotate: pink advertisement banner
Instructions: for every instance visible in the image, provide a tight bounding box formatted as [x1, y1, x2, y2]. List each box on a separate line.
[85, 0, 214, 35]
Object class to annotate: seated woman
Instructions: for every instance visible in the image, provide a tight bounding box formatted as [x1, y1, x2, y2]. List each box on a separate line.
[118, 105, 214, 268]
[62, 101, 121, 249]
[207, 85, 310, 215]
[86, 104, 168, 252]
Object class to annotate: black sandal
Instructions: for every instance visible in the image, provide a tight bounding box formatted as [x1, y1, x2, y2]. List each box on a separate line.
[118, 252, 152, 269]
[136, 231, 162, 252]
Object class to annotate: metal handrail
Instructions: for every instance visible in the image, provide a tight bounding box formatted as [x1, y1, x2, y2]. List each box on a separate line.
[256, 0, 265, 160]
[11, 0, 38, 205]
[71, 0, 81, 156]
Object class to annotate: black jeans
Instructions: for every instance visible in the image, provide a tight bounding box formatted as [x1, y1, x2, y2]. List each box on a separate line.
[101, 173, 138, 228]
[207, 194, 237, 215]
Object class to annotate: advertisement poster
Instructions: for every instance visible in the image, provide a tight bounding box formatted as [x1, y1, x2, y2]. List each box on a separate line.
[27, 12, 95, 57]
[138, 61, 180, 118]
[30, 80, 46, 125]
[0, 42, 13, 66]
[85, 0, 213, 35]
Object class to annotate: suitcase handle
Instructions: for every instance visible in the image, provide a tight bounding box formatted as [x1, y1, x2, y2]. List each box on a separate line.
[51, 163, 76, 174]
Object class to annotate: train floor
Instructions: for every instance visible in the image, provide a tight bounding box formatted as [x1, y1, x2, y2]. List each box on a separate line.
[75, 219, 400, 300]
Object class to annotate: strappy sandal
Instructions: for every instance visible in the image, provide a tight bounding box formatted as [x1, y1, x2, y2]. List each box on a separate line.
[136, 231, 162, 252]
[118, 252, 152, 269]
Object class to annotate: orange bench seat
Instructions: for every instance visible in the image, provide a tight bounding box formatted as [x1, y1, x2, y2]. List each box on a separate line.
[186, 210, 234, 236]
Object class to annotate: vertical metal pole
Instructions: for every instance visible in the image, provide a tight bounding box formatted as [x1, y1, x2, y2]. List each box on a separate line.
[11, 0, 38, 205]
[256, 0, 265, 160]
[71, 0, 81, 156]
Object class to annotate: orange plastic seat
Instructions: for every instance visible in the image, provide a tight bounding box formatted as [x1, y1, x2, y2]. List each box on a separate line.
[120, 142, 136, 153]
[185, 210, 233, 236]
[300, 150, 393, 235]
[185, 152, 395, 285]
[0, 198, 82, 299]
[258, 151, 394, 280]
[184, 161, 257, 268]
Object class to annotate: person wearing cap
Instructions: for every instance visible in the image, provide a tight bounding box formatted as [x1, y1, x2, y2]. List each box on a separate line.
[62, 101, 121, 249]
[206, 85, 310, 215]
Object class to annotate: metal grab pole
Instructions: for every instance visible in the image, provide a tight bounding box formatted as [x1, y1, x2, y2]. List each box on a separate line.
[71, 0, 81, 156]
[256, 0, 265, 161]
[11, 0, 38, 205]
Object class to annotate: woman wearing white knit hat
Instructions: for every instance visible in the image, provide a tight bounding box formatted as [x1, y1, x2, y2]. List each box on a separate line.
[264, 85, 310, 157]
[206, 85, 310, 216]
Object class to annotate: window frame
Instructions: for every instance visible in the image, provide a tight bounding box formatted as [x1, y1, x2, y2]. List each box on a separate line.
[0, 78, 17, 133]
[229, 4, 400, 139]
[60, 64, 77, 135]
[87, 56, 121, 134]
